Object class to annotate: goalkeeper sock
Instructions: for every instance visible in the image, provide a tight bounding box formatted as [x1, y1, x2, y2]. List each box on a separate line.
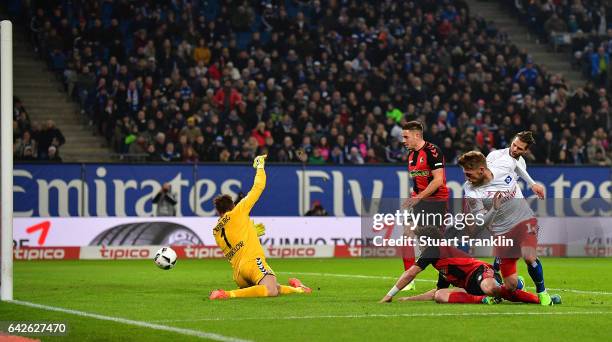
[447, 292, 486, 304]
[279, 285, 304, 295]
[527, 258, 546, 293]
[227, 285, 269, 298]
[401, 245, 415, 270]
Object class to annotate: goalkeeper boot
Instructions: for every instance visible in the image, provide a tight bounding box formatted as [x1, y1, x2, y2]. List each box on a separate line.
[209, 289, 230, 300]
[288, 278, 312, 293]
[538, 291, 553, 306]
[482, 296, 502, 305]
[401, 281, 416, 291]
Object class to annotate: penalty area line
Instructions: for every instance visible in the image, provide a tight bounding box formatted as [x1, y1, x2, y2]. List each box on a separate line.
[280, 271, 612, 296]
[154, 311, 612, 323]
[8, 300, 251, 342]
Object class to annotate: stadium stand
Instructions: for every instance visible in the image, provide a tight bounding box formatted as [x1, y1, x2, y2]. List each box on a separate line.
[8, 0, 612, 165]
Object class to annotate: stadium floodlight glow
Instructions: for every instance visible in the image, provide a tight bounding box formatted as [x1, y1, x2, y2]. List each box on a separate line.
[1, 20, 13, 301]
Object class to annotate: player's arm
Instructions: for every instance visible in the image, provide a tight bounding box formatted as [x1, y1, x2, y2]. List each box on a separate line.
[397, 288, 437, 301]
[407, 146, 445, 206]
[463, 194, 498, 235]
[380, 247, 439, 303]
[379, 265, 423, 303]
[251, 219, 266, 236]
[415, 168, 444, 200]
[515, 161, 545, 199]
[397, 272, 448, 301]
[234, 155, 267, 215]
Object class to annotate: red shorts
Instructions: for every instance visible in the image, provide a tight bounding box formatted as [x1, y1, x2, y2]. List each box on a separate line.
[493, 217, 539, 258]
[493, 217, 539, 277]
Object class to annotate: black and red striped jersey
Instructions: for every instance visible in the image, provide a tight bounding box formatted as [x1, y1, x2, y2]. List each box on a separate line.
[407, 142, 449, 199]
[416, 246, 490, 289]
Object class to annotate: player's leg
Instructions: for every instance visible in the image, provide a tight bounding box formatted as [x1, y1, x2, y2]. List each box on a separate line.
[397, 288, 437, 302]
[480, 278, 540, 304]
[434, 288, 488, 304]
[282, 278, 312, 294]
[499, 258, 520, 291]
[518, 218, 553, 305]
[210, 258, 278, 299]
[522, 246, 551, 305]
[400, 224, 416, 291]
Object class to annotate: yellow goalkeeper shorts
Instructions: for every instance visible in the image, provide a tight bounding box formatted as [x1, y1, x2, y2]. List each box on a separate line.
[233, 257, 275, 288]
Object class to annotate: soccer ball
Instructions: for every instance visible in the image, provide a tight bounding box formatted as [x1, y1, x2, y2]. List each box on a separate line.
[154, 247, 177, 270]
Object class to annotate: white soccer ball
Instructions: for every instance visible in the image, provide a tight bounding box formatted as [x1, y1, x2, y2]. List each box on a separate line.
[154, 247, 177, 270]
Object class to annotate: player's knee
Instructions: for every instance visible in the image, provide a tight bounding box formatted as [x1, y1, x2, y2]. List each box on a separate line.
[523, 255, 537, 264]
[266, 284, 279, 297]
[504, 278, 518, 291]
[433, 290, 447, 303]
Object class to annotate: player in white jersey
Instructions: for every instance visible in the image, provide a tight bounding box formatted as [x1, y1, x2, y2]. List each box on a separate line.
[459, 151, 557, 305]
[486, 131, 549, 293]
[486, 131, 545, 199]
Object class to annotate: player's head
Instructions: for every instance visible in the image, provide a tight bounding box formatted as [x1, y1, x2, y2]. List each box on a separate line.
[214, 194, 235, 216]
[458, 151, 488, 186]
[510, 131, 535, 158]
[401, 121, 424, 150]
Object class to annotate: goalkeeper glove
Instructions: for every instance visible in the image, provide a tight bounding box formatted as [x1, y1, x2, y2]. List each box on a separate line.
[251, 219, 266, 236]
[253, 154, 267, 169]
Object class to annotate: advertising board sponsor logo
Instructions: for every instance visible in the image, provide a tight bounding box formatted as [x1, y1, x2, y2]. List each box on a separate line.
[13, 247, 80, 260]
[266, 247, 317, 258]
[14, 165, 612, 217]
[175, 245, 225, 259]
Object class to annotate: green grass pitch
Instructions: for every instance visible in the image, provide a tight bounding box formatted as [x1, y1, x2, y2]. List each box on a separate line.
[1, 258, 611, 341]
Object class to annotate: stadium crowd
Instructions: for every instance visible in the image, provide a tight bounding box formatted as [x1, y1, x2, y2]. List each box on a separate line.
[14, 0, 612, 165]
[13, 96, 66, 162]
[504, 0, 612, 91]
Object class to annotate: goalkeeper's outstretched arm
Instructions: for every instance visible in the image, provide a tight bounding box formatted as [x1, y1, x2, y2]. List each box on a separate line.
[234, 155, 267, 215]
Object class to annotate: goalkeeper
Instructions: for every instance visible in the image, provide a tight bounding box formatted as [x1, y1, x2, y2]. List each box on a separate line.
[209, 155, 312, 299]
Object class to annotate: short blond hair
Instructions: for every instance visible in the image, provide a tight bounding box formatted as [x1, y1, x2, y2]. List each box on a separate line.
[457, 151, 486, 170]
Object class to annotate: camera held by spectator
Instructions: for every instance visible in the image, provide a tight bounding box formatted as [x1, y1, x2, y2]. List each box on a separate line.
[153, 183, 178, 216]
[305, 200, 328, 216]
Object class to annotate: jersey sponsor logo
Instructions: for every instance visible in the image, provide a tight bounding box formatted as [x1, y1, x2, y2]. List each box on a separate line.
[505, 176, 512, 184]
[409, 170, 431, 177]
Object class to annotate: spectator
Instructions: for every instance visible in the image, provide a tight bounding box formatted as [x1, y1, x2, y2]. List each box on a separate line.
[38, 120, 65, 159]
[153, 183, 178, 216]
[308, 148, 326, 165]
[180, 117, 202, 144]
[14, 131, 37, 160]
[305, 200, 328, 216]
[16, 0, 611, 166]
[47, 146, 62, 163]
[591, 47, 610, 87]
[160, 142, 180, 162]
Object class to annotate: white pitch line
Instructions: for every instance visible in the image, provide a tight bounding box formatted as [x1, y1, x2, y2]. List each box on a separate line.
[155, 311, 612, 323]
[9, 300, 251, 342]
[280, 271, 612, 296]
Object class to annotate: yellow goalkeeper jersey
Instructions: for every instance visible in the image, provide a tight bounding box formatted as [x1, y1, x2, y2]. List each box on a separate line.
[213, 168, 266, 270]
